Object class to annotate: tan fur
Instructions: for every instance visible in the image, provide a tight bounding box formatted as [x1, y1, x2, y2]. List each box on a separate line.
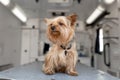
[43, 14, 78, 76]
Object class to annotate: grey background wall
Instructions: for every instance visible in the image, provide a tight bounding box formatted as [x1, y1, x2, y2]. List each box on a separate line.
[0, 4, 22, 66]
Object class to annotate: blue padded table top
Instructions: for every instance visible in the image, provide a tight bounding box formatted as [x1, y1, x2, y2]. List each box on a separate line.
[0, 61, 120, 80]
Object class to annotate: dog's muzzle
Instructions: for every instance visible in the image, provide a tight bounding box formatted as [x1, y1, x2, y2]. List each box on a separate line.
[51, 26, 56, 31]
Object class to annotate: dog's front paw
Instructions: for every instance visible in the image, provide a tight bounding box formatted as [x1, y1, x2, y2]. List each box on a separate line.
[67, 71, 78, 76]
[44, 70, 55, 75]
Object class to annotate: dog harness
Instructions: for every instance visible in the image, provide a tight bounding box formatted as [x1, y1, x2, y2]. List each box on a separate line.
[60, 44, 72, 55]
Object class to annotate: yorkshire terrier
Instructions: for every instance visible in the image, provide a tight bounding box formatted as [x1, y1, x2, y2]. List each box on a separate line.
[43, 14, 78, 76]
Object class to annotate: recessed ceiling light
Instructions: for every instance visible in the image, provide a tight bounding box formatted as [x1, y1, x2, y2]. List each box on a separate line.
[0, 0, 10, 6]
[12, 5, 27, 22]
[86, 5, 105, 24]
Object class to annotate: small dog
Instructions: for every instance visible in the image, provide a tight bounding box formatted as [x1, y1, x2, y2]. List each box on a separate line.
[43, 14, 78, 76]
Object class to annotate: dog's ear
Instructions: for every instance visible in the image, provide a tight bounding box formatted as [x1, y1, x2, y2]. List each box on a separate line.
[44, 18, 51, 24]
[67, 14, 77, 26]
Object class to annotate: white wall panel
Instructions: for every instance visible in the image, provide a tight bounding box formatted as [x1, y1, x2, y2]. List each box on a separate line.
[21, 30, 30, 65]
[29, 30, 39, 62]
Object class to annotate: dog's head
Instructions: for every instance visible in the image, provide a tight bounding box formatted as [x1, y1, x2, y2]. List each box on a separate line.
[44, 14, 77, 45]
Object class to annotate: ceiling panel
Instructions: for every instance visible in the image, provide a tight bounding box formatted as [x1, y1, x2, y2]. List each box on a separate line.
[11, 0, 99, 20]
[12, 0, 41, 9]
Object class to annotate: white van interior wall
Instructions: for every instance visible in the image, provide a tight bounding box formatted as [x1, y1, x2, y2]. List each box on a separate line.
[0, 3, 22, 67]
[95, 1, 120, 72]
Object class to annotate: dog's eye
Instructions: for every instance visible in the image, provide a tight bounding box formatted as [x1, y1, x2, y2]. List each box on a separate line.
[49, 24, 52, 26]
[59, 22, 64, 26]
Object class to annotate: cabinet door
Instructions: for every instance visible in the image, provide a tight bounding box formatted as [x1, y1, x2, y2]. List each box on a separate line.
[29, 30, 39, 62]
[21, 30, 30, 65]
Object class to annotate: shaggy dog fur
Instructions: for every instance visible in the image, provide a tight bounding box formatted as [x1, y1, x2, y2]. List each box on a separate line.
[43, 14, 78, 76]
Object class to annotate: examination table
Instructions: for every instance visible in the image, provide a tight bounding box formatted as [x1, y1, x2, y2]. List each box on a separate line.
[0, 61, 120, 80]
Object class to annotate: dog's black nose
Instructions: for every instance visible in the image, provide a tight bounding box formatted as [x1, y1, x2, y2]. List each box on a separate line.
[51, 26, 55, 31]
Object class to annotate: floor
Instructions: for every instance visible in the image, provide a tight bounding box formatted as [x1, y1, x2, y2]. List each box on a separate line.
[0, 61, 120, 80]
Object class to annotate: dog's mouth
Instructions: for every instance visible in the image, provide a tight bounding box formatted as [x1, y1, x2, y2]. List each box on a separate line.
[51, 31, 60, 35]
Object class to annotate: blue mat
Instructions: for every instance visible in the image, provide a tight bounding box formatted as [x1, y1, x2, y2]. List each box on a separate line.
[0, 61, 119, 80]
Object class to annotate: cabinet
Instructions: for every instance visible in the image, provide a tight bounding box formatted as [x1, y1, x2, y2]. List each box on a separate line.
[21, 29, 39, 65]
[21, 19, 39, 65]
